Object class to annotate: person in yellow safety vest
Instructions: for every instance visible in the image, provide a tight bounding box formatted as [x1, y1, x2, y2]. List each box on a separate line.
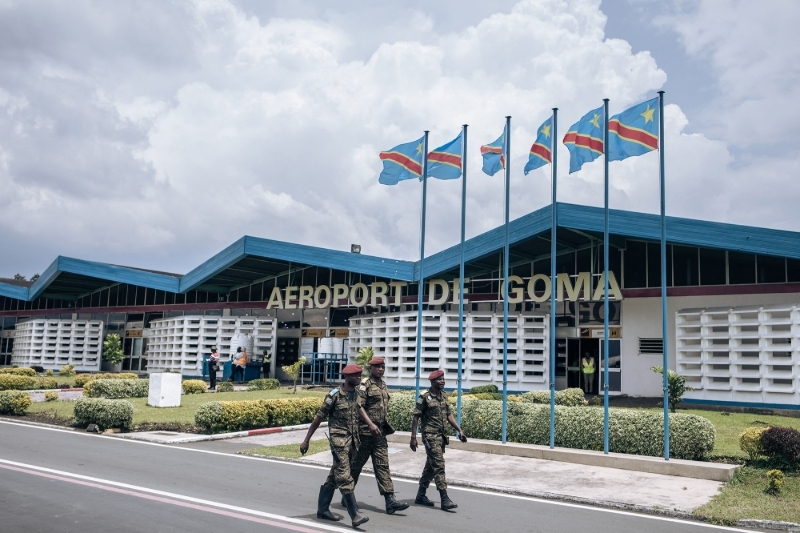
[581, 352, 595, 394]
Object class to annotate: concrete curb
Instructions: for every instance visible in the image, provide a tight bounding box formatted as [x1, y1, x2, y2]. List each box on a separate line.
[385, 432, 739, 482]
[116, 422, 329, 444]
[0, 417, 76, 430]
[738, 519, 800, 532]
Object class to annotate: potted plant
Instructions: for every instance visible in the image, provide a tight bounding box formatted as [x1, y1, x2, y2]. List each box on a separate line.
[102, 333, 125, 372]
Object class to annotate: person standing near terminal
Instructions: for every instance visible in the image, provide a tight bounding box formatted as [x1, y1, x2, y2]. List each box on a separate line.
[207, 347, 219, 390]
[349, 357, 409, 515]
[300, 364, 378, 528]
[582, 352, 595, 394]
[230, 347, 247, 383]
[410, 369, 467, 510]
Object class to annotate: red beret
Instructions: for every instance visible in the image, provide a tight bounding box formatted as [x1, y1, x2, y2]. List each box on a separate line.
[342, 364, 363, 375]
[428, 369, 444, 380]
[368, 357, 385, 366]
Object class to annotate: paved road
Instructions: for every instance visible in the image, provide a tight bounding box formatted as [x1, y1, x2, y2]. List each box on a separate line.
[0, 421, 756, 533]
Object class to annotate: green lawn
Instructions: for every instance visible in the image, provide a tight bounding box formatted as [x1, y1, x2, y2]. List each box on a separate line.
[694, 466, 800, 524]
[241, 439, 330, 459]
[26, 388, 326, 427]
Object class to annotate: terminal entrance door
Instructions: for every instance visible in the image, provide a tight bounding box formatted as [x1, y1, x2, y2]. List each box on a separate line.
[566, 338, 599, 392]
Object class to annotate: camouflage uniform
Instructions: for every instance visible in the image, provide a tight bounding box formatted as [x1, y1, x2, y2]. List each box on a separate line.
[413, 389, 451, 491]
[317, 387, 363, 494]
[351, 377, 394, 494]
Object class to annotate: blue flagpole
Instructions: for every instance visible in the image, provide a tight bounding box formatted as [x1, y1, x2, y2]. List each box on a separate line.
[659, 90, 670, 460]
[549, 108, 558, 449]
[457, 124, 468, 425]
[415, 131, 430, 400]
[602, 99, 610, 454]
[501, 116, 511, 444]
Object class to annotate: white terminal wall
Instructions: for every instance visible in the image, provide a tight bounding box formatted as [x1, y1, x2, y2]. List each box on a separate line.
[347, 310, 549, 392]
[622, 291, 800, 401]
[146, 316, 276, 376]
[11, 319, 104, 372]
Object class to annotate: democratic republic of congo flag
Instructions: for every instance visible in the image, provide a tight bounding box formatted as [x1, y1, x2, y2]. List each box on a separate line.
[427, 131, 462, 180]
[378, 136, 425, 185]
[563, 106, 604, 174]
[523, 116, 553, 175]
[607, 98, 659, 161]
[480, 127, 506, 176]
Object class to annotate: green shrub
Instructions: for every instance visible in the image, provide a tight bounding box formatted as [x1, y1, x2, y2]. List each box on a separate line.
[59, 364, 76, 377]
[469, 384, 499, 394]
[74, 398, 134, 430]
[74, 373, 139, 388]
[0, 390, 32, 415]
[387, 397, 715, 460]
[520, 388, 588, 406]
[216, 381, 233, 392]
[767, 469, 785, 494]
[44, 390, 59, 402]
[182, 380, 206, 394]
[45, 369, 55, 377]
[37, 377, 59, 390]
[102, 334, 125, 365]
[83, 379, 149, 399]
[739, 427, 767, 461]
[651, 366, 693, 413]
[0, 367, 36, 377]
[247, 378, 280, 391]
[195, 397, 322, 433]
[762, 426, 800, 463]
[0, 375, 39, 391]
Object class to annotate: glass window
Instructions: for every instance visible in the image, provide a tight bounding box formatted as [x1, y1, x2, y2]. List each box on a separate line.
[556, 252, 576, 276]
[623, 240, 647, 288]
[165, 292, 175, 305]
[99, 288, 109, 307]
[303, 308, 329, 328]
[134, 287, 145, 306]
[757, 255, 786, 283]
[185, 291, 196, 304]
[154, 290, 165, 305]
[700, 248, 726, 286]
[673, 246, 699, 286]
[728, 252, 756, 284]
[576, 248, 591, 273]
[108, 285, 119, 307]
[533, 258, 551, 277]
[788, 259, 800, 283]
[175, 293, 186, 305]
[91, 291, 100, 307]
[646, 242, 669, 288]
[330, 308, 357, 328]
[145, 289, 155, 306]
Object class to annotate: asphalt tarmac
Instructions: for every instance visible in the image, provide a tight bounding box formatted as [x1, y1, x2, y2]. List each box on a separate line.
[0, 420, 760, 533]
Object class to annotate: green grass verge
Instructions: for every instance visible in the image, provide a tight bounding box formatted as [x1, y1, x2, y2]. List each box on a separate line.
[240, 439, 330, 459]
[26, 388, 326, 427]
[694, 466, 800, 524]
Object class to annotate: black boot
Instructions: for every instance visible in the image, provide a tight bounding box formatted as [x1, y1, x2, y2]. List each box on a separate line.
[384, 492, 409, 514]
[342, 492, 369, 527]
[415, 485, 434, 506]
[439, 489, 457, 510]
[317, 485, 342, 521]
[341, 492, 357, 512]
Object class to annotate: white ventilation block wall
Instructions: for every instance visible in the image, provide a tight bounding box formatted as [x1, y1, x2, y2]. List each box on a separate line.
[348, 310, 549, 392]
[11, 319, 104, 372]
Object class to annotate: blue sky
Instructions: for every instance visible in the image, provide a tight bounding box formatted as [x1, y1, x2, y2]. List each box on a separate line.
[1, 0, 798, 278]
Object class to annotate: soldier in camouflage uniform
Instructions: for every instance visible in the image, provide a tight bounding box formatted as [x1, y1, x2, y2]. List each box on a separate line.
[410, 369, 467, 511]
[301, 364, 378, 527]
[350, 357, 409, 515]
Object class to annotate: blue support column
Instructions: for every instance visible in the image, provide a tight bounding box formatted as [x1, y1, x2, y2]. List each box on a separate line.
[602, 98, 610, 454]
[501, 116, 511, 444]
[457, 124, 468, 425]
[659, 90, 670, 460]
[549, 108, 558, 449]
[414, 131, 430, 400]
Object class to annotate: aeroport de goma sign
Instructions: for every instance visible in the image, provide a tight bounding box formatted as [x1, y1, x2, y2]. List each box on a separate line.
[264, 271, 622, 310]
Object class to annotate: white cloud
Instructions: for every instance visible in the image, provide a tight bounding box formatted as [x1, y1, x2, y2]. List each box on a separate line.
[0, 0, 794, 278]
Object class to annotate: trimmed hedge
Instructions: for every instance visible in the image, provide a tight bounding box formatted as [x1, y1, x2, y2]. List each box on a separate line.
[521, 388, 588, 407]
[216, 381, 233, 392]
[74, 373, 139, 388]
[762, 426, 800, 463]
[0, 368, 37, 376]
[59, 364, 76, 376]
[0, 390, 32, 415]
[74, 398, 134, 430]
[0, 375, 39, 391]
[386, 396, 715, 460]
[83, 379, 149, 399]
[182, 380, 207, 394]
[44, 390, 59, 402]
[469, 384, 499, 394]
[247, 378, 280, 391]
[37, 378, 59, 390]
[739, 427, 767, 461]
[195, 397, 322, 433]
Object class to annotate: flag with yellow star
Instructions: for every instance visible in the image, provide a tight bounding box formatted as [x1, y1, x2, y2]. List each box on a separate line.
[607, 97, 659, 161]
[563, 105, 605, 173]
[524, 116, 553, 175]
[378, 136, 425, 185]
[480, 127, 506, 176]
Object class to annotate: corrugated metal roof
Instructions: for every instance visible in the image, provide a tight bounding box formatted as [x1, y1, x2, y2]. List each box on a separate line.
[2, 202, 799, 302]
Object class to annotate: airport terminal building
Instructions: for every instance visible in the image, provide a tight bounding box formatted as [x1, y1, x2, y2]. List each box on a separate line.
[2, 202, 800, 409]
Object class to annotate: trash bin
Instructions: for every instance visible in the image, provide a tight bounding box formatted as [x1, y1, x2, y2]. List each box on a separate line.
[221, 361, 233, 381]
[245, 363, 261, 381]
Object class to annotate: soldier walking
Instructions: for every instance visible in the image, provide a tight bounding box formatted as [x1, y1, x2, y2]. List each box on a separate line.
[350, 357, 410, 515]
[410, 369, 467, 510]
[300, 364, 379, 527]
